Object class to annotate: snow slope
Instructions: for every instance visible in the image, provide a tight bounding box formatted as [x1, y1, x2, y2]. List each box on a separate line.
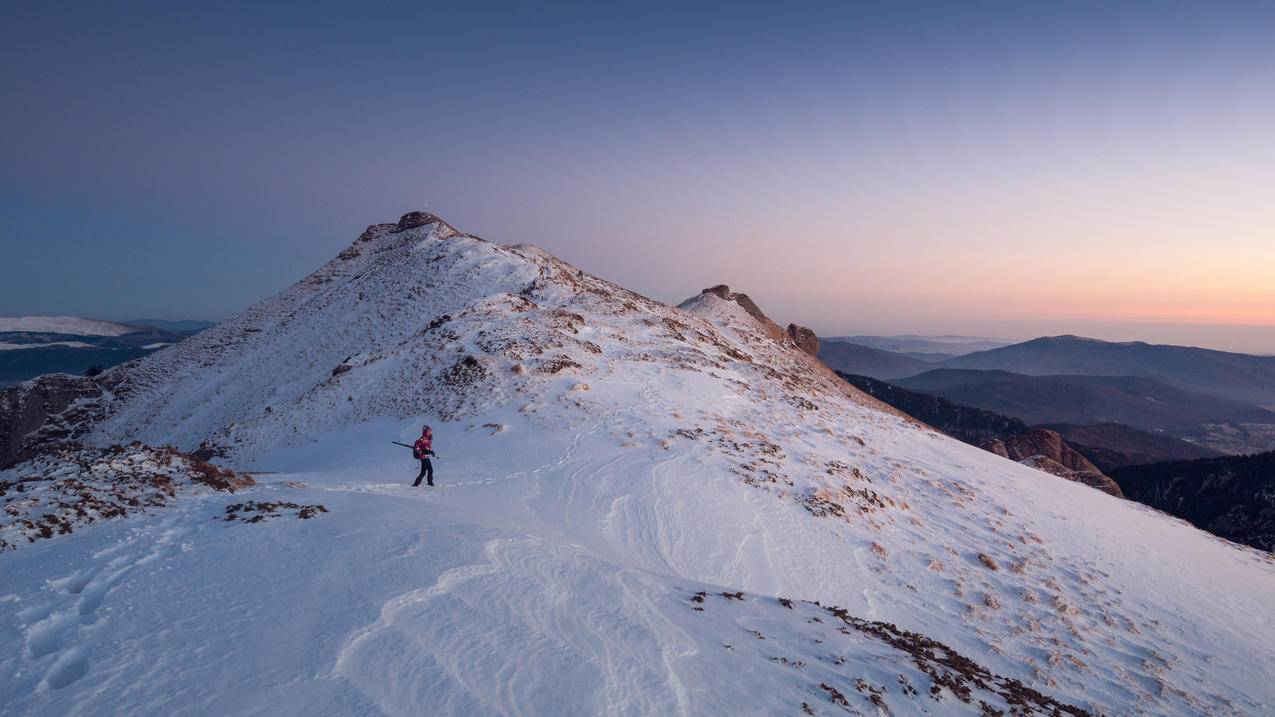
[0, 317, 138, 337]
[3, 213, 1274, 715]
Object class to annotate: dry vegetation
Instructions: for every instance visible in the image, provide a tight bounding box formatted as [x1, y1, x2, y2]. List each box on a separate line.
[0, 443, 253, 551]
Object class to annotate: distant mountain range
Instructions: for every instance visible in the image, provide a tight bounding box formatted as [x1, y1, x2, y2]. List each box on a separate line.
[0, 317, 211, 387]
[945, 335, 1275, 405]
[817, 341, 936, 379]
[822, 334, 1009, 361]
[821, 335, 1275, 403]
[819, 334, 1275, 455]
[894, 369, 1275, 433]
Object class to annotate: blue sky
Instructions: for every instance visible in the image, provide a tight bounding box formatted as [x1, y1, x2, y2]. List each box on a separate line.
[3, 1, 1273, 351]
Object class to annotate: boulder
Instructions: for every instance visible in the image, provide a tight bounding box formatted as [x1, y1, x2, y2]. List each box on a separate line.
[787, 324, 819, 356]
[980, 428, 1124, 498]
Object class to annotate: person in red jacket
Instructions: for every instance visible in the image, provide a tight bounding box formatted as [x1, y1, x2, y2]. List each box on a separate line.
[412, 426, 436, 487]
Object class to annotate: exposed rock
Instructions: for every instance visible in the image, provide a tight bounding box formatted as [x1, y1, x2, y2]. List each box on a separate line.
[689, 285, 795, 346]
[982, 429, 1124, 498]
[0, 374, 105, 469]
[394, 211, 445, 233]
[699, 285, 772, 327]
[338, 223, 397, 260]
[787, 324, 819, 356]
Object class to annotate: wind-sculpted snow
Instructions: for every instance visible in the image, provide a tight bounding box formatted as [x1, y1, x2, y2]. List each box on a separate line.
[3, 214, 1275, 715]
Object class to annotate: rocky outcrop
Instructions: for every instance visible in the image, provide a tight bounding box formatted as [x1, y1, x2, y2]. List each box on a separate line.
[787, 324, 819, 357]
[692, 285, 820, 357]
[394, 211, 450, 233]
[982, 428, 1124, 498]
[0, 374, 105, 469]
[699, 285, 773, 328]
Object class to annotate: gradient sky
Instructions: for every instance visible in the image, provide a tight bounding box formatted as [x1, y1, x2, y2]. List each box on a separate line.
[3, 1, 1273, 352]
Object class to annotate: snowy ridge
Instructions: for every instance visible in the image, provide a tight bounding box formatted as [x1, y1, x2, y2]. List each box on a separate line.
[3, 213, 1275, 715]
[0, 316, 139, 337]
[89, 217, 881, 461]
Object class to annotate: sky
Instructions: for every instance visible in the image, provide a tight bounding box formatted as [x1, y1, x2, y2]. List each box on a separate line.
[2, 1, 1273, 353]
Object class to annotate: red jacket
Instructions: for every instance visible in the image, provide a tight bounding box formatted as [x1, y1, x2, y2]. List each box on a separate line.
[413, 436, 433, 460]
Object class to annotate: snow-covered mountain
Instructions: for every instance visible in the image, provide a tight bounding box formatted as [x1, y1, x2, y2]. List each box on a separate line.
[0, 316, 139, 337]
[3, 212, 1274, 716]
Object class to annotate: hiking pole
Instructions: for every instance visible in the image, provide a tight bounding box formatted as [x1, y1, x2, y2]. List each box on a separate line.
[393, 441, 440, 459]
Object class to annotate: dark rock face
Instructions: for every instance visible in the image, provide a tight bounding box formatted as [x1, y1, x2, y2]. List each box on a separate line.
[394, 211, 444, 232]
[787, 324, 819, 357]
[981, 429, 1124, 498]
[0, 374, 105, 469]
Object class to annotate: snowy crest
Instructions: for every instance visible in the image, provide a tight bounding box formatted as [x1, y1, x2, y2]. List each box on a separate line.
[91, 215, 873, 462]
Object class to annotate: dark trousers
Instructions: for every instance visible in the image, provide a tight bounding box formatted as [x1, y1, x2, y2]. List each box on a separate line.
[413, 458, 434, 486]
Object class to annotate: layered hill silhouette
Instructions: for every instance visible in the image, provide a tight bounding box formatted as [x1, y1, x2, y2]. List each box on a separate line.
[895, 369, 1275, 434]
[820, 333, 1275, 457]
[823, 335, 1008, 361]
[945, 335, 1275, 405]
[817, 340, 934, 379]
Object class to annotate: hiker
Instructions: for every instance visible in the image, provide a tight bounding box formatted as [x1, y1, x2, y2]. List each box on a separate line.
[412, 426, 436, 487]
